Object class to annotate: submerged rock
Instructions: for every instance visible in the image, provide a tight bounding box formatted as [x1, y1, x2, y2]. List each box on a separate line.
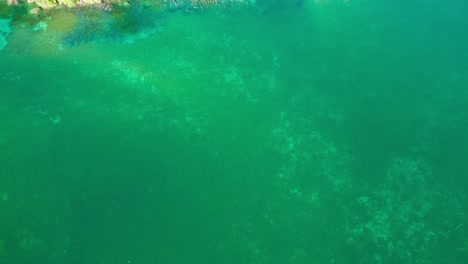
[6, 0, 19, 6]
[29, 7, 41, 15]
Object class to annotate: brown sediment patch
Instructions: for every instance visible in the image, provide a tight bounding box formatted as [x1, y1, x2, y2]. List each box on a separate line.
[47, 10, 78, 35]
[4, 25, 62, 57]
[4, 10, 78, 57]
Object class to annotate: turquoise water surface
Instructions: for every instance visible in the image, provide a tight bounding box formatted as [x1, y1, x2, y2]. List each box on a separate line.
[1, 1, 467, 263]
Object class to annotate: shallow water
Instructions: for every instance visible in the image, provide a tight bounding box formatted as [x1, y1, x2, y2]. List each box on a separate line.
[1, 1, 467, 263]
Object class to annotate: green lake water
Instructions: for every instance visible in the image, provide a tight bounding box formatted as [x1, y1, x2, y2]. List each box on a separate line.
[1, 1, 467, 263]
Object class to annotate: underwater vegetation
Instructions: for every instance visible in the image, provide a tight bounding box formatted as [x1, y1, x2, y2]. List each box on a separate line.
[0, 0, 252, 47]
[62, 5, 164, 46]
[0, 17, 11, 50]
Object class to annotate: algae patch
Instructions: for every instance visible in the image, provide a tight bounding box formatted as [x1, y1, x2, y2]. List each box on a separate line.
[0, 17, 12, 51]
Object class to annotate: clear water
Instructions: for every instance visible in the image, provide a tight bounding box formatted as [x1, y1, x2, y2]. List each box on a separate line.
[1, 1, 467, 263]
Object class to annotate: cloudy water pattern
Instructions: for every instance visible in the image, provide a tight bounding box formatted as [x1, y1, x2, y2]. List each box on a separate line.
[0, 0, 467, 263]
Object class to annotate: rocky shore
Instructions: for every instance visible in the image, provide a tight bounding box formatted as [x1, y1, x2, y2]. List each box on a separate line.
[5, 0, 253, 12]
[0, 0, 258, 50]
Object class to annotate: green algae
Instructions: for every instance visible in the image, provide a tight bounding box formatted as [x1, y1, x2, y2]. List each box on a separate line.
[0, 17, 11, 50]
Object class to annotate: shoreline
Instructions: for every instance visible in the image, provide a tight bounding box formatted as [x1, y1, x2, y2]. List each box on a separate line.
[3, 0, 254, 13]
